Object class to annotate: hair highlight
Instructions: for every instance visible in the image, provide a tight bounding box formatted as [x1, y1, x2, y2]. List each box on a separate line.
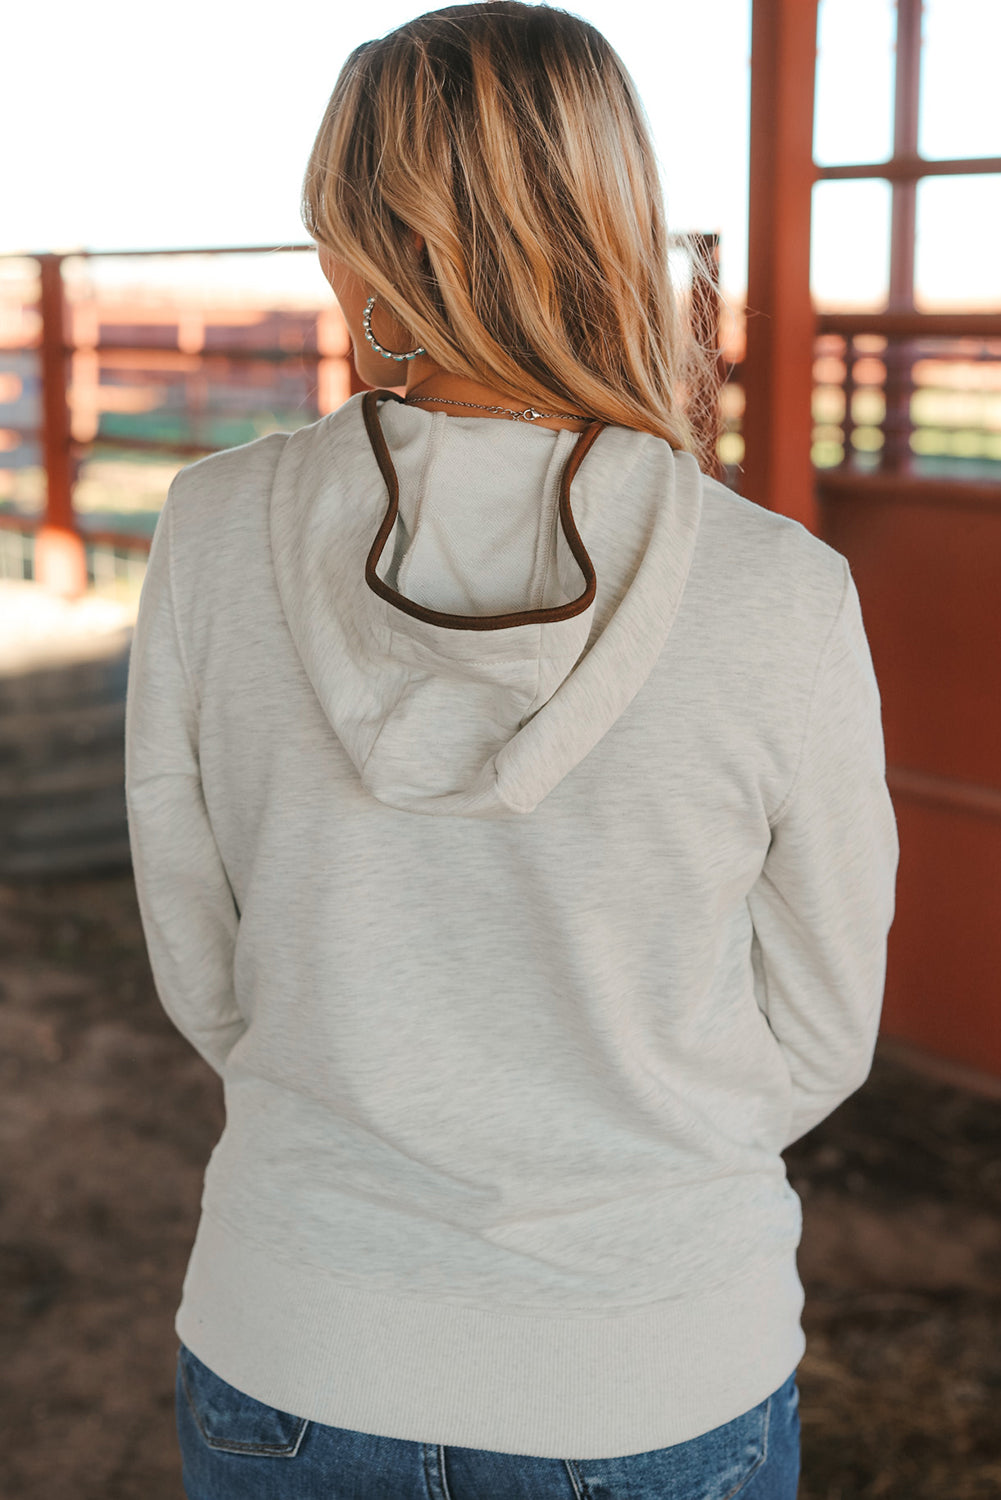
[302, 2, 721, 469]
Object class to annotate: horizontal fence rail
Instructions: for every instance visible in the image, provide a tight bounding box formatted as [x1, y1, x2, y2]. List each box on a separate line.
[0, 246, 352, 588]
[0, 239, 722, 590]
[0, 243, 998, 593]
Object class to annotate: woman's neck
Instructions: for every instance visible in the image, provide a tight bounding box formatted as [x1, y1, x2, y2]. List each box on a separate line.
[402, 360, 589, 433]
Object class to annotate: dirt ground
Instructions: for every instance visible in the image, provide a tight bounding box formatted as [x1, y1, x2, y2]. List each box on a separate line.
[1, 870, 999, 1500]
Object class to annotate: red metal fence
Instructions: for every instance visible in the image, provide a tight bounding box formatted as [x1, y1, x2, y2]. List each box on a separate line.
[0, 239, 726, 594]
[0, 246, 359, 592]
[2, 242, 999, 598]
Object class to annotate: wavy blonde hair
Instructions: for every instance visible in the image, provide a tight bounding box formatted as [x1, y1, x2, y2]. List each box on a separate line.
[302, 1, 720, 469]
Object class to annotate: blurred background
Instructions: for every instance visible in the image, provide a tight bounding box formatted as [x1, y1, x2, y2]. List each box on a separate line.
[1, 1, 999, 1497]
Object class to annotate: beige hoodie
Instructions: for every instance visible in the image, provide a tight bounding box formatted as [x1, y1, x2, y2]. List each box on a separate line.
[125, 390, 898, 1459]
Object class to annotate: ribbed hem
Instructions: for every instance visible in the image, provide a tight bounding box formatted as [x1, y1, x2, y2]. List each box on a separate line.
[175, 1210, 806, 1461]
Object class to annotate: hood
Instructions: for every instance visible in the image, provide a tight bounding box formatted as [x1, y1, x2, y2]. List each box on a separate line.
[269, 390, 703, 817]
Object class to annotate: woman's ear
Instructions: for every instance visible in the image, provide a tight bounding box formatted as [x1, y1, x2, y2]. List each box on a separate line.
[412, 231, 426, 254]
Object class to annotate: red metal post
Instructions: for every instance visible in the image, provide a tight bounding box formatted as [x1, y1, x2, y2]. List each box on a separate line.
[883, 0, 923, 473]
[34, 254, 88, 596]
[889, 0, 921, 308]
[742, 0, 820, 530]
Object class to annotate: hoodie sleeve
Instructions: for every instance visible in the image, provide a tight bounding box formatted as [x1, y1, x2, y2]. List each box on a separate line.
[124, 483, 246, 1076]
[747, 559, 899, 1152]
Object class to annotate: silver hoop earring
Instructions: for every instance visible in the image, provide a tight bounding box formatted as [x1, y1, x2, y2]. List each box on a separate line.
[361, 297, 426, 362]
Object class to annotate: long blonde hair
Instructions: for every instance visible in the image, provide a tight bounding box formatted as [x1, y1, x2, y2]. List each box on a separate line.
[302, 1, 720, 468]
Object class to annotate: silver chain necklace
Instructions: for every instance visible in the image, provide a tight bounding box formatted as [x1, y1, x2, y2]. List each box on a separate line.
[404, 394, 586, 423]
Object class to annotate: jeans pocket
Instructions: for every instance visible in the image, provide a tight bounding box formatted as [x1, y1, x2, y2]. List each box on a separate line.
[177, 1343, 309, 1458]
[568, 1388, 771, 1500]
[687, 1396, 769, 1500]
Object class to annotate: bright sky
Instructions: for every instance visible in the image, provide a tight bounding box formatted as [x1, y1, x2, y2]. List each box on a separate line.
[2, 0, 999, 308]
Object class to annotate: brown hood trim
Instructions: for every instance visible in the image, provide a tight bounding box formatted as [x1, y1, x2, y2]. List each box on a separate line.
[361, 389, 606, 632]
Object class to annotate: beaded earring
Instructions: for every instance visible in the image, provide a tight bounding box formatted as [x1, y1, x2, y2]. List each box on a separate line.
[361, 297, 426, 361]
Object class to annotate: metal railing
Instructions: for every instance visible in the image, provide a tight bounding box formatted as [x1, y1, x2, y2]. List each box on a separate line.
[812, 312, 1001, 481]
[0, 237, 726, 591]
[0, 245, 357, 591]
[3, 239, 997, 596]
[713, 316, 1001, 493]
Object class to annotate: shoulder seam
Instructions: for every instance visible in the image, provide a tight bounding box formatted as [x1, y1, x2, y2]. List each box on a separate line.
[164, 480, 201, 716]
[769, 555, 852, 827]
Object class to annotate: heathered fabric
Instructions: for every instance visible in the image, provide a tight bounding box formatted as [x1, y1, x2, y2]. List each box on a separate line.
[124, 390, 898, 1460]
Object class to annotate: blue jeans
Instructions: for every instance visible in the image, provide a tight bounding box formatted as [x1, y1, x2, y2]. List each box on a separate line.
[177, 1341, 800, 1499]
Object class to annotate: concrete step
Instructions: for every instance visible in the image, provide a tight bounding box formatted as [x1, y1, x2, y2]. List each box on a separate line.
[1, 832, 134, 879]
[0, 582, 136, 878]
[0, 751, 125, 801]
[0, 698, 126, 772]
